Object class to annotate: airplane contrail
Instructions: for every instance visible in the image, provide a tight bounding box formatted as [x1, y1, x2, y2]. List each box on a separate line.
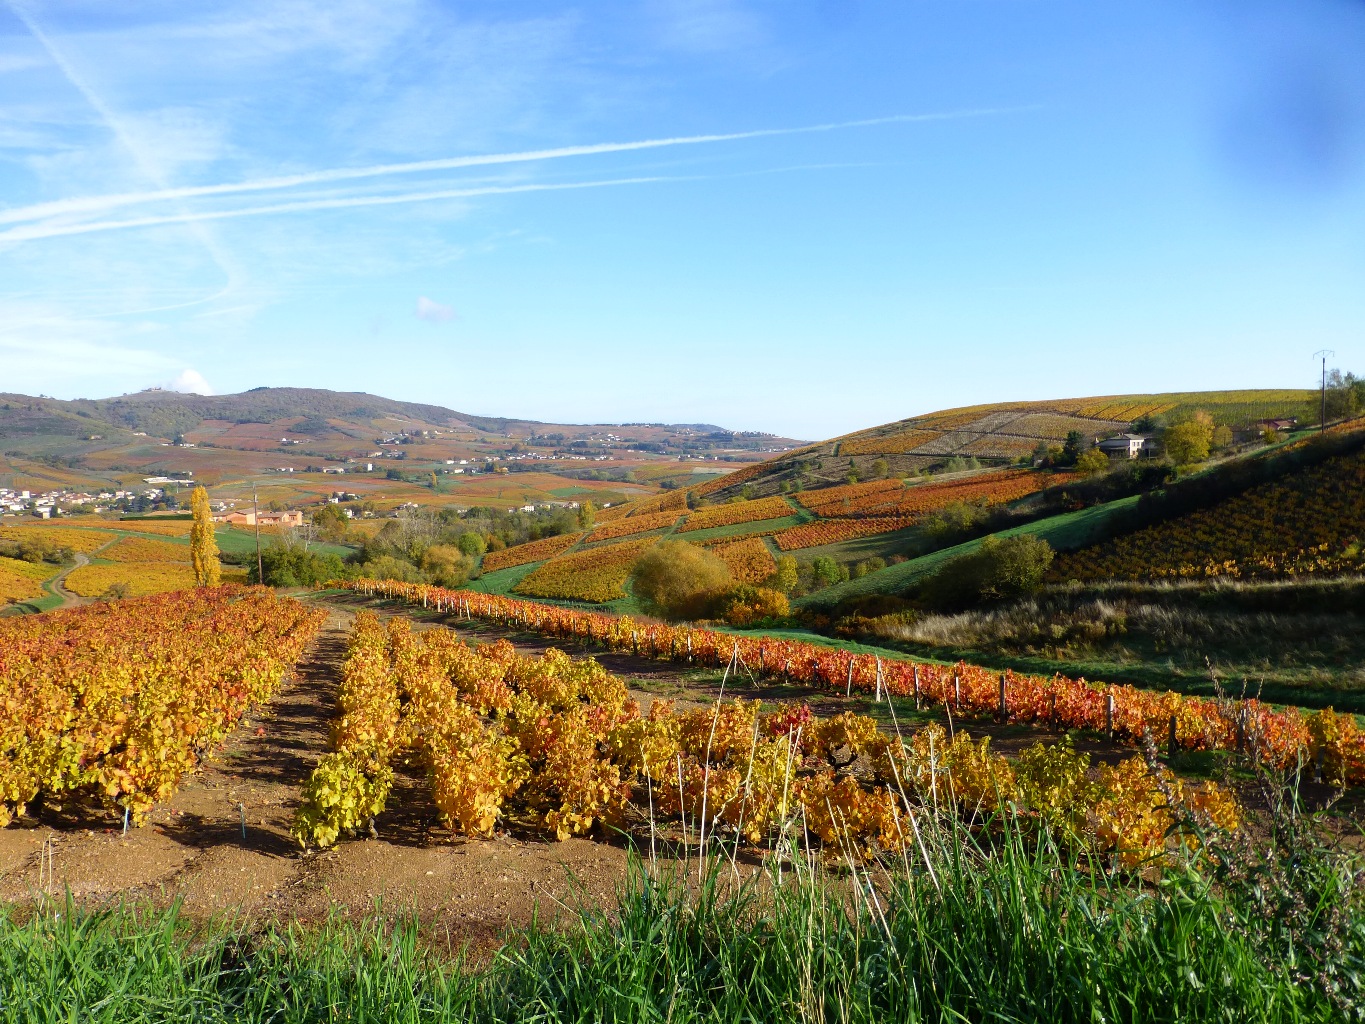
[0, 107, 1025, 227]
[5, 0, 239, 288]
[0, 175, 680, 243]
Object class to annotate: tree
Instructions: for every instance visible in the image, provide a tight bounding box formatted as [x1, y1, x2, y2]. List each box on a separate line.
[249, 546, 345, 587]
[312, 504, 349, 543]
[1324, 369, 1364, 423]
[1211, 424, 1234, 451]
[919, 534, 1054, 609]
[871, 459, 889, 480]
[420, 544, 475, 588]
[714, 585, 789, 626]
[189, 486, 221, 587]
[629, 540, 732, 620]
[1161, 412, 1214, 465]
[456, 532, 487, 557]
[577, 500, 596, 530]
[1075, 448, 1109, 476]
[767, 555, 799, 595]
[810, 556, 847, 587]
[1061, 431, 1086, 466]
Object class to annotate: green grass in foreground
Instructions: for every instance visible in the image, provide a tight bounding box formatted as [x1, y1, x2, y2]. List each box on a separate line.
[2, 811, 1355, 1023]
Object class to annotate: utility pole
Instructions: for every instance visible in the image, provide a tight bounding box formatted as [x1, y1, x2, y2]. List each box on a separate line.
[1314, 350, 1335, 434]
[252, 487, 264, 584]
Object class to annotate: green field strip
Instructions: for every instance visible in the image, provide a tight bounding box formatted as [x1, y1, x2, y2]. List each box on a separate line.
[798, 495, 1141, 608]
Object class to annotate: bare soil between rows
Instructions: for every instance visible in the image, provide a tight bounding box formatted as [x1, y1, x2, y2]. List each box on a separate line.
[2, 591, 1355, 944]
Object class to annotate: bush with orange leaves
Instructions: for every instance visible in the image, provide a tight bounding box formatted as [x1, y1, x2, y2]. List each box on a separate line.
[796, 772, 904, 853]
[608, 700, 683, 783]
[1307, 708, 1365, 788]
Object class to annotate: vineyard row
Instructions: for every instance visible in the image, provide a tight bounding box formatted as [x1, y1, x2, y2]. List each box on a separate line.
[334, 578, 1365, 786]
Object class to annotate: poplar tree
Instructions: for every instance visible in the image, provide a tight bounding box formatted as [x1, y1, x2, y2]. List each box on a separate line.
[190, 486, 221, 587]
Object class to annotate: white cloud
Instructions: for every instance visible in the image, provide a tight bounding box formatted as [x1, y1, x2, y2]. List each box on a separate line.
[415, 296, 455, 322]
[648, 0, 766, 54]
[168, 368, 214, 394]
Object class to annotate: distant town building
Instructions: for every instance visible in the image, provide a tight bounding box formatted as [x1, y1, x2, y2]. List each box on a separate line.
[212, 509, 304, 527]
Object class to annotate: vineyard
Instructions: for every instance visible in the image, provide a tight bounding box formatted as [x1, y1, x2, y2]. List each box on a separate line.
[297, 609, 1237, 864]
[587, 510, 683, 542]
[512, 537, 657, 602]
[838, 429, 944, 456]
[0, 587, 322, 826]
[64, 561, 202, 598]
[706, 536, 779, 583]
[774, 516, 915, 551]
[0, 556, 50, 604]
[1052, 447, 1365, 582]
[4, 527, 115, 553]
[99, 535, 190, 562]
[678, 496, 794, 533]
[795, 478, 906, 516]
[340, 579, 1365, 787]
[480, 532, 582, 573]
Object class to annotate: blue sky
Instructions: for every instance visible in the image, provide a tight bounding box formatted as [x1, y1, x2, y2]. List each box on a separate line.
[1, 0, 1363, 439]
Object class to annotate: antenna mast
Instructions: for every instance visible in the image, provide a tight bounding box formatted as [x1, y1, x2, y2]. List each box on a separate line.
[1313, 350, 1335, 434]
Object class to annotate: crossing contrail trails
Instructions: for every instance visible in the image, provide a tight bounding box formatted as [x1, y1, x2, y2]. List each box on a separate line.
[0, 107, 1025, 228]
[4, 0, 239, 287]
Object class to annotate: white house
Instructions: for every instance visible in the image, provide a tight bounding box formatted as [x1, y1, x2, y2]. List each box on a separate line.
[1096, 433, 1154, 459]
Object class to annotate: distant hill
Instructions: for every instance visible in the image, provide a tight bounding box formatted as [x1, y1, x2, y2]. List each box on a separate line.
[0, 388, 799, 452]
[0, 388, 803, 501]
[690, 389, 1319, 502]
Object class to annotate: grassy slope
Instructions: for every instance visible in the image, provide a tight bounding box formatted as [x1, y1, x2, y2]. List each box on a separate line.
[213, 527, 354, 560]
[799, 497, 1141, 608]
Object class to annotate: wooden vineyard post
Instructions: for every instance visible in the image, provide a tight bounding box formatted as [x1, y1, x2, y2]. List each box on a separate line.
[953, 674, 961, 709]
[1105, 693, 1115, 743]
[631, 630, 638, 655]
[912, 665, 921, 710]
[687, 635, 692, 664]
[874, 657, 883, 703]
[1236, 705, 1246, 754]
[1168, 715, 1177, 761]
[997, 674, 1007, 722]
[846, 658, 854, 697]
[759, 644, 765, 675]
[1049, 692, 1057, 731]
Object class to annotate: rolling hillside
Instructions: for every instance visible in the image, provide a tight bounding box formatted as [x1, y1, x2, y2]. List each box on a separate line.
[470, 388, 1334, 610]
[0, 388, 802, 511]
[693, 389, 1318, 502]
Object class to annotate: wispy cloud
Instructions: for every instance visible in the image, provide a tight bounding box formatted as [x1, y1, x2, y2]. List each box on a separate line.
[415, 296, 455, 322]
